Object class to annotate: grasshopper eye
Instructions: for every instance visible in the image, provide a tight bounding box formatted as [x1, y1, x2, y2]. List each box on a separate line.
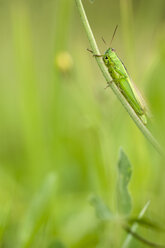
[105, 56, 108, 60]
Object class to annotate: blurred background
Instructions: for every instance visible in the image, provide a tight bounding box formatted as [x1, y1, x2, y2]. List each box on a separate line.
[0, 0, 165, 247]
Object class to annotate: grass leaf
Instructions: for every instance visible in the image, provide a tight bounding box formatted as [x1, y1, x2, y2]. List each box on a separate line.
[90, 195, 113, 221]
[116, 148, 132, 216]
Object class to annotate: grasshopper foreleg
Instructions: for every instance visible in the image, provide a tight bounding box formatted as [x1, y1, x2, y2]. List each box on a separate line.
[105, 80, 113, 89]
[87, 48, 103, 57]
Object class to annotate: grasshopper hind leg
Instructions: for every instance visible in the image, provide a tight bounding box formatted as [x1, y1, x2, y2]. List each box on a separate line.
[139, 114, 147, 125]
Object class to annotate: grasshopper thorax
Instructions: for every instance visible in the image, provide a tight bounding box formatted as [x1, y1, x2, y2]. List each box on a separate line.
[103, 48, 115, 67]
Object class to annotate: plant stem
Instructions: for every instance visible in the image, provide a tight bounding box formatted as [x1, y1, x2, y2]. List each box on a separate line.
[123, 224, 165, 248]
[122, 201, 150, 248]
[75, 0, 163, 156]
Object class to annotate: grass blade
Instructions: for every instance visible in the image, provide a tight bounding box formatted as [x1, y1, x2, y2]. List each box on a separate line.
[122, 200, 150, 248]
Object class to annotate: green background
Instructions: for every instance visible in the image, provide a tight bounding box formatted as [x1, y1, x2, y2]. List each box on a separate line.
[0, 0, 165, 247]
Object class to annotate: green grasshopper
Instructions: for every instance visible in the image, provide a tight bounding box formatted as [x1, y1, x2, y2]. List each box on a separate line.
[88, 26, 147, 125]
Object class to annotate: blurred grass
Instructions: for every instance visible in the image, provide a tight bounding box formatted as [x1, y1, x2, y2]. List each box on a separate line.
[0, 0, 165, 247]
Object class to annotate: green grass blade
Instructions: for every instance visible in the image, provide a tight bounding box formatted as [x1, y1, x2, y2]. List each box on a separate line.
[48, 240, 66, 248]
[18, 173, 57, 248]
[122, 200, 150, 248]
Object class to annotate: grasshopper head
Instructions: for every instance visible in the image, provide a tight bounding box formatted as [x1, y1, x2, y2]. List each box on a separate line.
[103, 48, 115, 67]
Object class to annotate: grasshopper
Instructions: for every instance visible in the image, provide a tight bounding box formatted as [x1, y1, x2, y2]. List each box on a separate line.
[88, 26, 147, 125]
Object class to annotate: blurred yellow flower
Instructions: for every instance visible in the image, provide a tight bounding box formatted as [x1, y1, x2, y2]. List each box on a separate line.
[55, 51, 73, 73]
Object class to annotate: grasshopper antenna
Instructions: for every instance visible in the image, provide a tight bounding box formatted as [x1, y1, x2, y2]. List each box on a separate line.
[110, 25, 118, 47]
[102, 36, 108, 50]
[102, 36, 107, 45]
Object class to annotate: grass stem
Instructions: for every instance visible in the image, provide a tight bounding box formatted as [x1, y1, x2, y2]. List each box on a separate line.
[75, 0, 163, 156]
